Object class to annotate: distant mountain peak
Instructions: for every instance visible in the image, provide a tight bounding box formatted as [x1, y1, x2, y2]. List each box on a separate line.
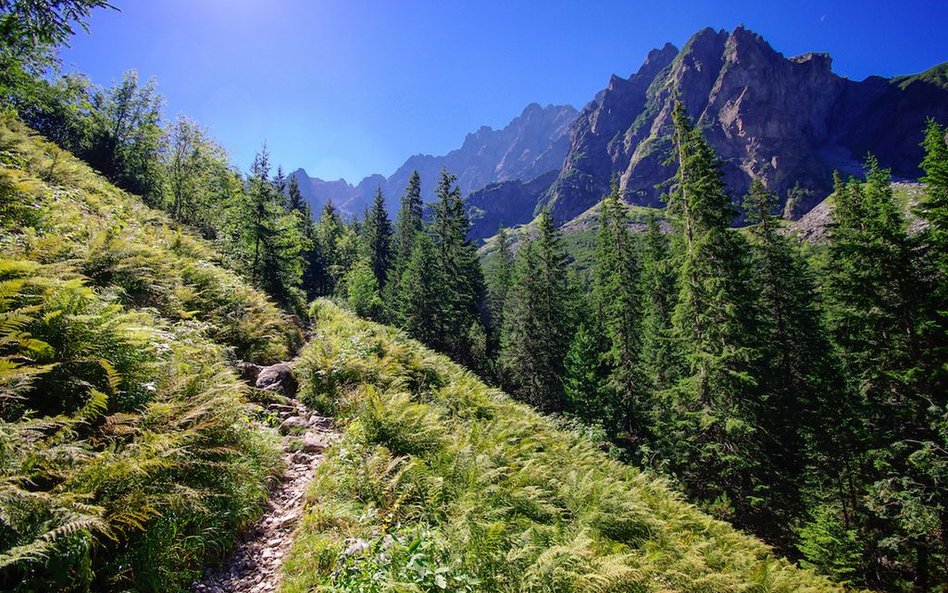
[292, 103, 578, 220]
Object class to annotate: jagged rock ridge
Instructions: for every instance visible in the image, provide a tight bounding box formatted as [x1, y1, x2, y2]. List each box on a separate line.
[291, 102, 578, 219]
[542, 25, 948, 223]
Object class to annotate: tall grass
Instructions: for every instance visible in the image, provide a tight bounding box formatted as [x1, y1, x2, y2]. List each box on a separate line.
[0, 116, 299, 591]
[283, 300, 851, 593]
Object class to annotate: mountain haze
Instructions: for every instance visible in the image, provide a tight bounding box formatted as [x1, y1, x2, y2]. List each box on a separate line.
[291, 102, 577, 218]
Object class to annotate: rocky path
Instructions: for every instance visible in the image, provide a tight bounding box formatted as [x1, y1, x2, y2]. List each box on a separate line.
[193, 364, 337, 593]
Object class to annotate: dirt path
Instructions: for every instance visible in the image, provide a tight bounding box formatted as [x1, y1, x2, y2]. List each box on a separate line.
[192, 397, 337, 593]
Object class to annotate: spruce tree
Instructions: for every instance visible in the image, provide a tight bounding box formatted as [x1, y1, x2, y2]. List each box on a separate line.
[385, 171, 424, 321]
[393, 170, 424, 270]
[397, 231, 441, 345]
[823, 158, 944, 589]
[500, 211, 571, 412]
[592, 180, 646, 438]
[659, 101, 768, 528]
[637, 212, 679, 394]
[743, 179, 845, 545]
[486, 226, 514, 334]
[361, 188, 393, 290]
[313, 200, 344, 296]
[430, 168, 484, 362]
[287, 174, 307, 214]
[562, 316, 613, 427]
[246, 145, 303, 307]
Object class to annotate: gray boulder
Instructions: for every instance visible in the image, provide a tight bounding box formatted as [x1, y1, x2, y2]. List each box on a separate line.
[255, 363, 298, 396]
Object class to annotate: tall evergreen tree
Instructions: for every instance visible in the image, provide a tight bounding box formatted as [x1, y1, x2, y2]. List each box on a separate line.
[562, 313, 612, 427]
[823, 158, 944, 590]
[246, 145, 303, 308]
[287, 174, 307, 214]
[430, 168, 484, 362]
[361, 188, 394, 290]
[637, 212, 679, 394]
[393, 170, 424, 270]
[313, 200, 345, 296]
[658, 100, 768, 528]
[744, 179, 845, 545]
[486, 226, 514, 334]
[397, 231, 441, 345]
[500, 212, 572, 412]
[592, 180, 646, 438]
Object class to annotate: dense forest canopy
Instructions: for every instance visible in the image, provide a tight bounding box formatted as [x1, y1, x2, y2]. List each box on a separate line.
[1, 2, 946, 592]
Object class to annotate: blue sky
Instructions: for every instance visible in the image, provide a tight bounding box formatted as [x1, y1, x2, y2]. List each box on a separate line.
[59, 0, 947, 182]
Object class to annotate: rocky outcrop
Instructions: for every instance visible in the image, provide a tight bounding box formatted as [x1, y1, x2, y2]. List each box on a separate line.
[543, 25, 948, 223]
[465, 170, 560, 240]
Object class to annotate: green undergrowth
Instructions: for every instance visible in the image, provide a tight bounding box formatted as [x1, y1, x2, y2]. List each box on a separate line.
[282, 300, 849, 593]
[0, 117, 301, 591]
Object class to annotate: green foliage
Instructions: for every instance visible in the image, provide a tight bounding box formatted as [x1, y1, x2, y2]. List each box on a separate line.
[429, 169, 485, 364]
[360, 188, 393, 292]
[820, 158, 947, 590]
[658, 102, 770, 528]
[797, 504, 864, 585]
[592, 180, 646, 437]
[344, 259, 384, 321]
[0, 116, 298, 591]
[500, 211, 572, 412]
[283, 300, 846, 593]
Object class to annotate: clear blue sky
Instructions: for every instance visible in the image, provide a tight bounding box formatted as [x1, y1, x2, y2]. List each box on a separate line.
[59, 0, 947, 182]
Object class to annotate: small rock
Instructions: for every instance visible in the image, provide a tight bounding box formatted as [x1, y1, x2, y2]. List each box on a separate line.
[302, 431, 326, 453]
[344, 539, 370, 556]
[279, 416, 309, 434]
[255, 362, 298, 396]
[237, 361, 263, 383]
[309, 414, 332, 428]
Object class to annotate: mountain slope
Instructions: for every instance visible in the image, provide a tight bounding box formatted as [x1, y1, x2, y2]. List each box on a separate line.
[280, 300, 846, 592]
[291, 102, 577, 218]
[0, 117, 301, 592]
[544, 25, 948, 223]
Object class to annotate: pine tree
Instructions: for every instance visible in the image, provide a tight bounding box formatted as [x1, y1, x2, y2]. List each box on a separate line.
[500, 212, 571, 412]
[273, 165, 287, 204]
[430, 168, 485, 362]
[385, 171, 424, 321]
[313, 200, 344, 296]
[361, 188, 393, 290]
[486, 226, 514, 334]
[397, 231, 441, 345]
[287, 174, 307, 214]
[246, 146, 303, 308]
[637, 212, 679, 394]
[744, 178, 845, 545]
[823, 158, 944, 589]
[393, 170, 424, 270]
[592, 180, 646, 438]
[562, 316, 613, 427]
[658, 100, 768, 527]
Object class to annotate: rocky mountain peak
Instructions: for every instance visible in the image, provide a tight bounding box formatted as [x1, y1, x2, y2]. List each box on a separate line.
[542, 26, 948, 224]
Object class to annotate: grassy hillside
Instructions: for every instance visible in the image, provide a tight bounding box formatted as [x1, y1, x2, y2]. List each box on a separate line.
[282, 300, 847, 593]
[0, 117, 302, 592]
